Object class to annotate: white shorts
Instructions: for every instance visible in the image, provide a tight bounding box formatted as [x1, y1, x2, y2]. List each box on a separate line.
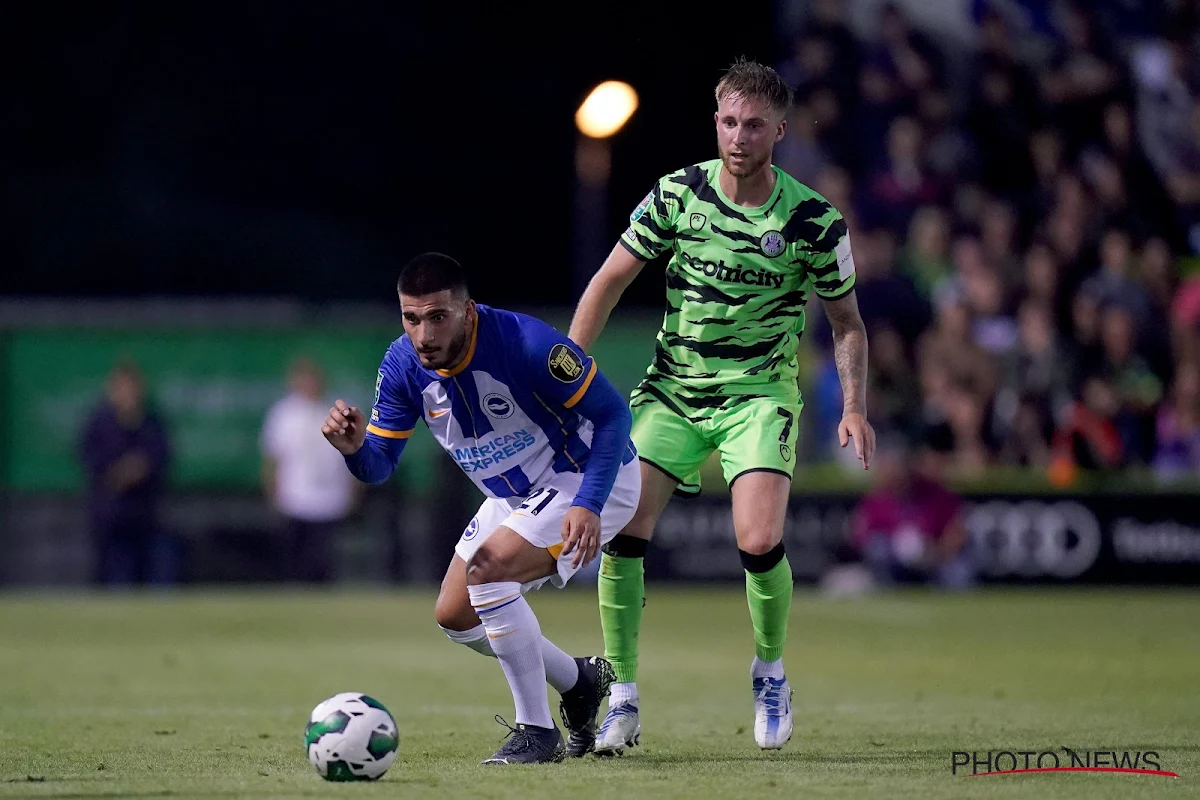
[454, 457, 641, 590]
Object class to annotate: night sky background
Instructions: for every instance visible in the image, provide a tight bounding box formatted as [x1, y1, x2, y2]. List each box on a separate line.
[3, 2, 781, 308]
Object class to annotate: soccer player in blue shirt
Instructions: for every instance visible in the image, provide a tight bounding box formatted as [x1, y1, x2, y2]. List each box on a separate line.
[322, 253, 641, 765]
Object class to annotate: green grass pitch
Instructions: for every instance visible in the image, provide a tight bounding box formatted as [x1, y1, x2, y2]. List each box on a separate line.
[0, 586, 1196, 798]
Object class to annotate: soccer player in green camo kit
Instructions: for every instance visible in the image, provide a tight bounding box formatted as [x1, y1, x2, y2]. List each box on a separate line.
[568, 59, 876, 753]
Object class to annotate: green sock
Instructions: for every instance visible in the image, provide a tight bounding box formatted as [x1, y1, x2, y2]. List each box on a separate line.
[745, 555, 792, 662]
[598, 551, 645, 684]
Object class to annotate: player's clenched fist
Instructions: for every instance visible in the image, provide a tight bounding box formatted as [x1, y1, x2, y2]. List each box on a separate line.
[321, 399, 366, 455]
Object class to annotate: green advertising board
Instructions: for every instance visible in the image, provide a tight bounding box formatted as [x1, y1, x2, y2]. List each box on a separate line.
[0, 312, 661, 492]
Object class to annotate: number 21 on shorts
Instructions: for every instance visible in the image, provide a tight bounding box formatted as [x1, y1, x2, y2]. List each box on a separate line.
[517, 487, 559, 517]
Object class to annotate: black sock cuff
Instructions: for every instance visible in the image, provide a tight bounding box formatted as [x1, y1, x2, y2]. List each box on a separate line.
[602, 534, 648, 559]
[740, 543, 786, 573]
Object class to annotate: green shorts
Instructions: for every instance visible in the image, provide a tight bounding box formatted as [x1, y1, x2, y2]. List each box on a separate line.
[629, 381, 803, 496]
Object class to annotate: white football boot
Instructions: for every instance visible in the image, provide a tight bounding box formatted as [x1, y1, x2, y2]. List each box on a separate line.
[592, 701, 641, 756]
[752, 676, 793, 750]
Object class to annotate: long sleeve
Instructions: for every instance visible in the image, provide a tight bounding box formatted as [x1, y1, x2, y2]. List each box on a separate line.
[568, 368, 632, 516]
[346, 344, 419, 486]
[344, 436, 408, 486]
[521, 317, 632, 516]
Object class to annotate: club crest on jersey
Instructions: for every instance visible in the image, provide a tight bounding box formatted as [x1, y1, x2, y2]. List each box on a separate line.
[630, 190, 653, 223]
[780, 442, 793, 462]
[760, 230, 786, 258]
[689, 212, 706, 230]
[482, 393, 514, 419]
[463, 516, 480, 541]
[548, 343, 584, 383]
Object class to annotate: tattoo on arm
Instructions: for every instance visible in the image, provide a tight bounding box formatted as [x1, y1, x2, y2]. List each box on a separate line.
[824, 293, 868, 416]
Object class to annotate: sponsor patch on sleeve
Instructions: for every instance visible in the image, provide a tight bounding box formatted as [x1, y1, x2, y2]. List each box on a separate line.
[547, 343, 585, 383]
[629, 190, 653, 223]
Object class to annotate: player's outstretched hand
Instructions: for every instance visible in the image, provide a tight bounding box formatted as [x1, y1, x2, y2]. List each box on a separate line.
[322, 399, 367, 455]
[561, 506, 602, 569]
[838, 412, 876, 470]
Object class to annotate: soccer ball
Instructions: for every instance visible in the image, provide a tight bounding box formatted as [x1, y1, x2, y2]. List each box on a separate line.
[304, 692, 399, 781]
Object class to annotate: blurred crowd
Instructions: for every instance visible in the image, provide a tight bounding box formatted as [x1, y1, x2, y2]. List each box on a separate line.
[784, 0, 1200, 484]
[78, 357, 356, 587]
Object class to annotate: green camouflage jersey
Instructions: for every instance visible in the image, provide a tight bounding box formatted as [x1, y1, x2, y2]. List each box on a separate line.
[620, 159, 856, 414]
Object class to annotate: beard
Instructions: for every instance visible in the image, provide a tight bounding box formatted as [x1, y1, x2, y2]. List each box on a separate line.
[718, 142, 770, 178]
[421, 325, 470, 370]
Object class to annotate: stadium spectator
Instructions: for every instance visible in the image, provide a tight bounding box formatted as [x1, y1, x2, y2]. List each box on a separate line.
[916, 297, 997, 401]
[1051, 376, 1124, 481]
[1097, 304, 1164, 462]
[864, 324, 921, 445]
[897, 205, 952, 301]
[1153, 361, 1200, 478]
[1078, 228, 1155, 336]
[862, 115, 943, 234]
[773, 97, 829, 186]
[995, 301, 1071, 452]
[261, 356, 360, 583]
[916, 88, 978, 185]
[848, 437, 975, 590]
[1020, 239, 1064, 320]
[78, 359, 172, 587]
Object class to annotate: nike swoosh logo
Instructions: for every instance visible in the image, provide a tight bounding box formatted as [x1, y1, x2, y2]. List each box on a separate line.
[429, 409, 450, 418]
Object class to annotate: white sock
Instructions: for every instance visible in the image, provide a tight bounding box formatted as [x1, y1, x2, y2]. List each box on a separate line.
[441, 624, 495, 657]
[610, 681, 638, 707]
[751, 656, 785, 680]
[440, 623, 579, 694]
[540, 638, 581, 695]
[468, 582, 553, 729]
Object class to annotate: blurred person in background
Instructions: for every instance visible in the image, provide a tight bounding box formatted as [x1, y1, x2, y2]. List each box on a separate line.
[1097, 303, 1164, 463]
[1078, 228, 1155, 336]
[1040, 2, 1122, 153]
[994, 300, 1068, 467]
[916, 296, 998, 402]
[1162, 103, 1200, 251]
[261, 355, 360, 584]
[847, 437, 974, 591]
[980, 197, 1022, 284]
[1153, 360, 1200, 479]
[897, 205, 953, 301]
[916, 88, 978, 186]
[1169, 262, 1200, 363]
[961, 265, 1018, 357]
[78, 359, 172, 587]
[1020, 239, 1065, 323]
[872, 1, 946, 102]
[1027, 127, 1067, 224]
[1050, 375, 1125, 484]
[1065, 290, 1106, 391]
[773, 97, 829, 186]
[844, 224, 930, 344]
[864, 325, 921, 445]
[863, 115, 943, 235]
[1135, 235, 1177, 380]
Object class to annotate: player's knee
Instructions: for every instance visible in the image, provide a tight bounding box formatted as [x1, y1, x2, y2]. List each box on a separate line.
[618, 512, 657, 542]
[433, 590, 477, 631]
[737, 528, 783, 558]
[465, 545, 509, 586]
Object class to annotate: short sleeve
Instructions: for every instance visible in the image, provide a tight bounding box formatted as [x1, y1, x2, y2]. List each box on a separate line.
[619, 175, 678, 261]
[806, 211, 857, 301]
[521, 318, 599, 410]
[260, 403, 285, 459]
[365, 347, 420, 442]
